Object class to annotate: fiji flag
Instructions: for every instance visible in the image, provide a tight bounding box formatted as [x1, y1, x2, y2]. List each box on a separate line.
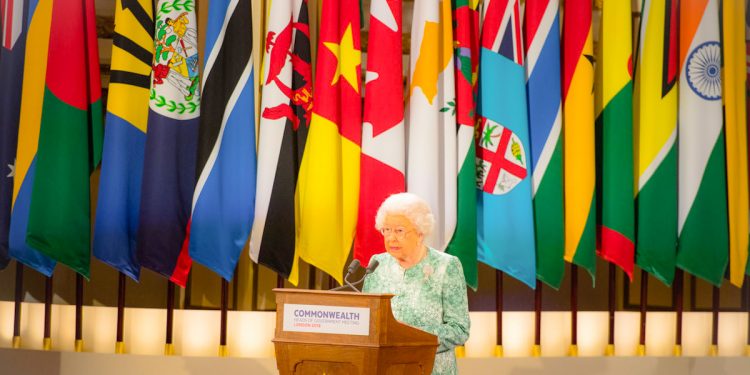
[188, 0, 255, 281]
[136, 0, 200, 286]
[93, 0, 154, 281]
[476, 0, 536, 289]
[0, 0, 29, 270]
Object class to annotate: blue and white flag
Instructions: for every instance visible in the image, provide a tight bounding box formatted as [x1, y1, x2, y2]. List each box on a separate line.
[188, 0, 256, 281]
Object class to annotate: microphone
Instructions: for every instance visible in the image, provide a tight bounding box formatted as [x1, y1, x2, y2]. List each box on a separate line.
[330, 259, 362, 291]
[350, 259, 379, 288]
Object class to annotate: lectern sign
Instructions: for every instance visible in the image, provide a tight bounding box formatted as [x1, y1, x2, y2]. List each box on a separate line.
[283, 304, 371, 335]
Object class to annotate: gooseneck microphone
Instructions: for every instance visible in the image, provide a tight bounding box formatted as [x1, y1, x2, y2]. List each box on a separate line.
[330, 259, 362, 291]
[349, 259, 379, 289]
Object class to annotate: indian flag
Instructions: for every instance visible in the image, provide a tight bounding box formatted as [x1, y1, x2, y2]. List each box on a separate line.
[676, 0, 727, 286]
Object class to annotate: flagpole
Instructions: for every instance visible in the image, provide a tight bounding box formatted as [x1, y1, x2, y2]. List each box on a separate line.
[673, 269, 684, 356]
[533, 280, 541, 357]
[218, 279, 229, 357]
[75, 274, 84, 352]
[43, 275, 53, 351]
[251, 263, 259, 310]
[495, 270, 503, 357]
[115, 272, 126, 354]
[164, 281, 175, 355]
[277, 275, 284, 289]
[744, 274, 750, 357]
[745, 274, 749, 356]
[570, 265, 578, 356]
[308, 266, 316, 290]
[710, 285, 719, 356]
[12, 262, 24, 348]
[606, 263, 615, 356]
[638, 269, 648, 356]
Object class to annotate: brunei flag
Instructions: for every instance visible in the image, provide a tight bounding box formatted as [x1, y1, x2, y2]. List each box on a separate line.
[676, 0, 727, 286]
[595, 0, 635, 279]
[188, 0, 255, 281]
[0, 0, 29, 270]
[93, 0, 153, 281]
[407, 0, 456, 251]
[10, 0, 103, 278]
[634, 0, 679, 286]
[251, 0, 312, 285]
[562, 0, 596, 280]
[477, 0, 536, 289]
[136, 0, 200, 286]
[296, 0, 361, 283]
[445, 0, 479, 289]
[355, 0, 404, 266]
[524, 0, 564, 288]
[723, 0, 749, 286]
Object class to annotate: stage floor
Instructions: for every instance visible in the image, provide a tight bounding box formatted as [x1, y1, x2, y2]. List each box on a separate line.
[2, 348, 750, 375]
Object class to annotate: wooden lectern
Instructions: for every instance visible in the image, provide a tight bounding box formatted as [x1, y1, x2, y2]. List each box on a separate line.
[273, 288, 438, 375]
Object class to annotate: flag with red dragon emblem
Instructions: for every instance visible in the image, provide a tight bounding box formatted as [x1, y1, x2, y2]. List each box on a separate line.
[251, 0, 313, 285]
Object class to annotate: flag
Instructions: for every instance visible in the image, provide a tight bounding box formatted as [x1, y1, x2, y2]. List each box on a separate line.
[296, 0, 361, 283]
[595, 0, 635, 279]
[10, 0, 102, 278]
[562, 0, 596, 280]
[9, 0, 56, 276]
[524, 0, 564, 288]
[250, 0, 312, 285]
[725, 0, 749, 286]
[407, 0, 456, 251]
[477, 0, 536, 289]
[136, 0, 200, 286]
[445, 0, 479, 288]
[355, 0, 404, 266]
[634, 0, 679, 286]
[93, 0, 153, 281]
[188, 0, 255, 281]
[676, 0, 727, 286]
[0, 0, 29, 270]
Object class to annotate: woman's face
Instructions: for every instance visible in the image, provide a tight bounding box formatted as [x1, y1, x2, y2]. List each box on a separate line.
[381, 214, 423, 262]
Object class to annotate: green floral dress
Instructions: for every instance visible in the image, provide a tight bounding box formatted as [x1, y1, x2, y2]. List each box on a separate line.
[363, 248, 470, 375]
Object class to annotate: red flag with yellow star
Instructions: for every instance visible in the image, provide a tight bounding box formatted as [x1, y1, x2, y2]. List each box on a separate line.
[296, 0, 362, 283]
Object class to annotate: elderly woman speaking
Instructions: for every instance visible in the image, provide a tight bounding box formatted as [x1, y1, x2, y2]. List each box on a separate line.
[363, 193, 470, 375]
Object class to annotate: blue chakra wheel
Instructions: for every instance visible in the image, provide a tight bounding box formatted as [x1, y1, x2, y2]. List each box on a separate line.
[686, 41, 722, 100]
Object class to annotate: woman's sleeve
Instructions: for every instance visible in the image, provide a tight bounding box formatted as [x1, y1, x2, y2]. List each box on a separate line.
[435, 256, 470, 353]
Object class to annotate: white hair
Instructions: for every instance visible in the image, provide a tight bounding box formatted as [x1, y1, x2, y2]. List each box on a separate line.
[374, 192, 434, 237]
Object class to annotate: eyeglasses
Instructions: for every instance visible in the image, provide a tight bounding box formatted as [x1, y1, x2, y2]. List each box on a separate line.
[380, 227, 413, 240]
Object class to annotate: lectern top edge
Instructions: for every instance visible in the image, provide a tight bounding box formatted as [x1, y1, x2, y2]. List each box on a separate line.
[273, 288, 395, 298]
